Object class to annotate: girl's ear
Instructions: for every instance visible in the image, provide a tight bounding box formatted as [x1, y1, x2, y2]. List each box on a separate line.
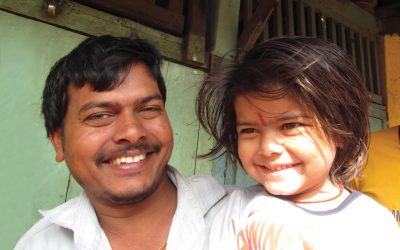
[49, 129, 65, 163]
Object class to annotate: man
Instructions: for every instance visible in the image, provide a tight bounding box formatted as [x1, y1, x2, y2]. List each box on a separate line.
[15, 35, 227, 249]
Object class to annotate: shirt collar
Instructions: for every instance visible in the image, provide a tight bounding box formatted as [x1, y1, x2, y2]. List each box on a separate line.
[40, 166, 227, 249]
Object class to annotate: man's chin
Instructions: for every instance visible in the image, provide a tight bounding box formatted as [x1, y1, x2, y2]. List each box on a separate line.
[99, 177, 164, 205]
[108, 189, 155, 205]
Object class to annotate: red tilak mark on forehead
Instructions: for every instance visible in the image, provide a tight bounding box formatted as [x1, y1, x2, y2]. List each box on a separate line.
[257, 113, 268, 127]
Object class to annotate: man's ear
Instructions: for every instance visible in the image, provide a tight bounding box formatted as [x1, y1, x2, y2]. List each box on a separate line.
[49, 129, 65, 163]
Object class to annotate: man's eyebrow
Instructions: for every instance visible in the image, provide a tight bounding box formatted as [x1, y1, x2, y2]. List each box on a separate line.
[79, 102, 116, 115]
[79, 94, 163, 114]
[140, 94, 163, 104]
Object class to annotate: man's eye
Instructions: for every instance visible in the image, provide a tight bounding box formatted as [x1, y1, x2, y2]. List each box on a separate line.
[141, 106, 161, 112]
[139, 106, 162, 119]
[83, 113, 115, 127]
[86, 113, 112, 121]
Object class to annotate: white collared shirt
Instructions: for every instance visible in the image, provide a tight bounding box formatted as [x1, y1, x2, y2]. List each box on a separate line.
[15, 167, 228, 250]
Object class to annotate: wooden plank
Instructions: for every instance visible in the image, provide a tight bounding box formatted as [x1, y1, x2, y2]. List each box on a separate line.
[304, 5, 316, 37]
[267, 10, 278, 38]
[287, 0, 295, 35]
[75, 0, 184, 35]
[336, 23, 346, 53]
[298, 0, 306, 35]
[369, 41, 386, 95]
[315, 12, 326, 40]
[281, 0, 294, 35]
[162, 62, 210, 176]
[184, 0, 207, 64]
[302, 0, 379, 39]
[375, 1, 400, 19]
[0, 0, 210, 69]
[309, 5, 317, 37]
[263, 15, 271, 40]
[322, 14, 327, 41]
[209, 0, 240, 58]
[237, 0, 279, 53]
[275, 0, 284, 37]
[345, 28, 356, 64]
[242, 0, 253, 28]
[326, 17, 336, 43]
[381, 16, 400, 35]
[350, 30, 357, 65]
[167, 0, 184, 14]
[355, 33, 367, 86]
[362, 37, 373, 92]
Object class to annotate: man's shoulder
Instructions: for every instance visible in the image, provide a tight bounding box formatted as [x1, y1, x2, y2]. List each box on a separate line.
[14, 216, 74, 249]
[180, 172, 228, 207]
[185, 173, 224, 189]
[14, 193, 100, 250]
[168, 167, 227, 197]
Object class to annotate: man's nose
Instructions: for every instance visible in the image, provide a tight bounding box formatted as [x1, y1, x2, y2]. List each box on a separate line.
[258, 131, 285, 157]
[112, 112, 147, 144]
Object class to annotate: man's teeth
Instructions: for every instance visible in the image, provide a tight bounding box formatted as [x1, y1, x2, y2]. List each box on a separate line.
[111, 154, 146, 165]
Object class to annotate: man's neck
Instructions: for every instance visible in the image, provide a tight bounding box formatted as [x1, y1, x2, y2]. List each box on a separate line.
[91, 171, 177, 250]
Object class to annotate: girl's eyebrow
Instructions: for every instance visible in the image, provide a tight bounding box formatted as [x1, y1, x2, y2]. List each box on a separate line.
[236, 114, 312, 127]
[276, 114, 312, 121]
[236, 120, 257, 127]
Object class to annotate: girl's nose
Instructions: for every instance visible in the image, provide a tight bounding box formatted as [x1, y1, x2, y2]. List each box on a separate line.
[258, 131, 285, 157]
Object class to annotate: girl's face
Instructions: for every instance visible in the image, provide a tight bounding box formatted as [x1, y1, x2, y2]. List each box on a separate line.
[234, 93, 337, 201]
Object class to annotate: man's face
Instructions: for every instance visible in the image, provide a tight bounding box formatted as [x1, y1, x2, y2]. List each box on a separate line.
[50, 63, 173, 205]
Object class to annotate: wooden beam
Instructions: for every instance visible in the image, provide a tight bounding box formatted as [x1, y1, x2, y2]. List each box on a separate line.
[242, 0, 253, 28]
[375, 1, 400, 19]
[275, 0, 284, 37]
[183, 0, 207, 64]
[362, 37, 374, 93]
[237, 0, 280, 53]
[302, 0, 379, 40]
[298, 0, 306, 36]
[75, 0, 184, 35]
[0, 0, 211, 70]
[167, 0, 184, 14]
[380, 16, 400, 34]
[326, 17, 336, 43]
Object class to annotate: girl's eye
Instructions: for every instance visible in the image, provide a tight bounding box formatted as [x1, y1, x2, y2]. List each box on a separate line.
[239, 128, 256, 134]
[282, 122, 302, 130]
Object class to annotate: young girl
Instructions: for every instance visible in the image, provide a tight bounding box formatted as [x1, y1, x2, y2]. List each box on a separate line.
[196, 37, 400, 249]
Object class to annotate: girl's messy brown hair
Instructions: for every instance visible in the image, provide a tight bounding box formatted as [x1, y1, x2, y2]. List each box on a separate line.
[196, 36, 369, 185]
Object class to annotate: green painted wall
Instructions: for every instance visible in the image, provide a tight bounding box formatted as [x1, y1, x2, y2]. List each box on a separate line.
[0, 10, 85, 250]
[0, 10, 213, 249]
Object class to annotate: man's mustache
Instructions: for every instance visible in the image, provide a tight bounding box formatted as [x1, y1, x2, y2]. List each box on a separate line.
[95, 143, 161, 167]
